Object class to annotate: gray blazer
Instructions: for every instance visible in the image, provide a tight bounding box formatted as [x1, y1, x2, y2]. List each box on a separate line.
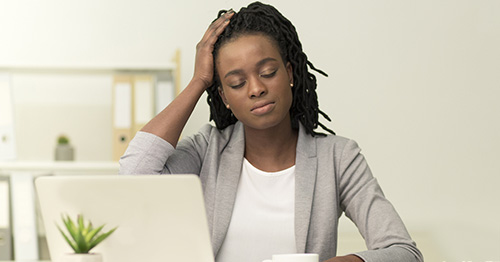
[119, 122, 423, 262]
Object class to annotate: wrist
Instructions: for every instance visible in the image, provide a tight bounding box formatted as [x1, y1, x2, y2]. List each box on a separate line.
[182, 78, 208, 98]
[190, 76, 211, 91]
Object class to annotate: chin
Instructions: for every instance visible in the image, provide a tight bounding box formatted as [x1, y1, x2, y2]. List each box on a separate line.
[242, 115, 291, 131]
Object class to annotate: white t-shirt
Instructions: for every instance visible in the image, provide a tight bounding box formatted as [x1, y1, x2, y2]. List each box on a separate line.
[216, 158, 296, 262]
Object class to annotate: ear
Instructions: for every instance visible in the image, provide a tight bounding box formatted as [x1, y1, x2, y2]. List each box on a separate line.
[218, 87, 228, 105]
[286, 62, 293, 86]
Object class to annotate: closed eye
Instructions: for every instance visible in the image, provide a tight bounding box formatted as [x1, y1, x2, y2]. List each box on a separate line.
[230, 81, 246, 89]
[260, 70, 277, 78]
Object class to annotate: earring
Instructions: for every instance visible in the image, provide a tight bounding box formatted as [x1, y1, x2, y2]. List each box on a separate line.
[226, 104, 230, 109]
[290, 83, 294, 87]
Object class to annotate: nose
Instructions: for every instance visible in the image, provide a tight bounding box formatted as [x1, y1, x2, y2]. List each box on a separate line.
[248, 78, 267, 98]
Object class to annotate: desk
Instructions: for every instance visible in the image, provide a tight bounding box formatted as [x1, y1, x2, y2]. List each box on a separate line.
[0, 161, 119, 175]
[0, 161, 119, 261]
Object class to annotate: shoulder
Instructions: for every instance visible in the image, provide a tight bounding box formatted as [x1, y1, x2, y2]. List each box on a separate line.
[314, 132, 351, 145]
[313, 134, 362, 168]
[297, 124, 361, 158]
[316, 133, 361, 153]
[180, 122, 244, 150]
[196, 122, 242, 141]
[297, 127, 365, 175]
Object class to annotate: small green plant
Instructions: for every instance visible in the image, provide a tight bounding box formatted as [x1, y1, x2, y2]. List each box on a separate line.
[57, 214, 117, 253]
[57, 135, 70, 145]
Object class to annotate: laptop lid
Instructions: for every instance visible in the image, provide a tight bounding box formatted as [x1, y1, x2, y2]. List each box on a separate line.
[35, 175, 214, 262]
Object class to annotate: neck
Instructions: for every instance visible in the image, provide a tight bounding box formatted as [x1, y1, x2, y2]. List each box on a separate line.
[243, 119, 298, 172]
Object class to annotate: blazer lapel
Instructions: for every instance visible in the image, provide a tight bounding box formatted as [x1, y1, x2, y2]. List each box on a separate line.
[294, 124, 318, 253]
[211, 122, 245, 255]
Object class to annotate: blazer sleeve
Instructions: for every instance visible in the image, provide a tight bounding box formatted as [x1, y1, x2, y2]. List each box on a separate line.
[119, 124, 213, 175]
[337, 139, 424, 262]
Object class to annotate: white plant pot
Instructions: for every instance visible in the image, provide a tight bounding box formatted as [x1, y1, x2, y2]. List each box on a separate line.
[55, 144, 75, 161]
[60, 253, 102, 262]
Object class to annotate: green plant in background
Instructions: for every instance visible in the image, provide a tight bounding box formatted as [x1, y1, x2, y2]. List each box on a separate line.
[57, 135, 70, 145]
[57, 214, 117, 253]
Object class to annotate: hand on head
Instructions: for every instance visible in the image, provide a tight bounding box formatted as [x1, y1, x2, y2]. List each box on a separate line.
[193, 9, 235, 89]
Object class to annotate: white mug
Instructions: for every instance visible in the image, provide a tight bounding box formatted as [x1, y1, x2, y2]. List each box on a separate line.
[262, 253, 319, 262]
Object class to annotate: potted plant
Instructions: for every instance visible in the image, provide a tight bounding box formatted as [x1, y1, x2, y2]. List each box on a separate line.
[55, 135, 75, 161]
[57, 214, 117, 262]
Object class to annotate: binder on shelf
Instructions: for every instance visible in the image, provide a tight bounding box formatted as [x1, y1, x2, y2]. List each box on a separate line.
[133, 75, 155, 135]
[111, 50, 180, 161]
[155, 73, 175, 115]
[10, 172, 39, 260]
[0, 74, 16, 161]
[0, 176, 12, 260]
[112, 74, 157, 161]
[112, 75, 134, 161]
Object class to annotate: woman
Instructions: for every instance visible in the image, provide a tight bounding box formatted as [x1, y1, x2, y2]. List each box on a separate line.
[120, 2, 423, 262]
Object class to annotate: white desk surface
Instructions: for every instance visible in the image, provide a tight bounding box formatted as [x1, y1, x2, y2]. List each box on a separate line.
[0, 161, 119, 172]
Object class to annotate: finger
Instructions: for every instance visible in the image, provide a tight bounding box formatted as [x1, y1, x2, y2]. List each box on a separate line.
[204, 11, 234, 47]
[210, 18, 230, 40]
[201, 11, 233, 43]
[200, 10, 234, 44]
[210, 9, 234, 31]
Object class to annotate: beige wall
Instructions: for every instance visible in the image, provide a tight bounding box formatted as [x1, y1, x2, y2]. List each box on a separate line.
[1, 0, 499, 261]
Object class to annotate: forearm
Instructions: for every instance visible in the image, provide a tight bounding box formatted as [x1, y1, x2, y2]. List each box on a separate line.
[354, 245, 423, 262]
[141, 78, 206, 147]
[324, 255, 363, 262]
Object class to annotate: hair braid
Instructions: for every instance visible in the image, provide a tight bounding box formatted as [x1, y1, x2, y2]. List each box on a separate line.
[206, 1, 335, 136]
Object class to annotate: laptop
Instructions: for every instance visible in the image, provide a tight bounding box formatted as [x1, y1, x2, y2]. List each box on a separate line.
[35, 175, 214, 262]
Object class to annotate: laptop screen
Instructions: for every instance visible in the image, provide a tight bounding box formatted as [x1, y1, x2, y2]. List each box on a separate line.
[35, 175, 214, 262]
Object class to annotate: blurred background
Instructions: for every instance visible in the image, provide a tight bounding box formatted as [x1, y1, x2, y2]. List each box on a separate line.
[0, 0, 499, 261]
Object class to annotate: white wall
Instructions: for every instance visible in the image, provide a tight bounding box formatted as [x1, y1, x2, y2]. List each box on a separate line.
[1, 0, 499, 261]
[11, 74, 113, 161]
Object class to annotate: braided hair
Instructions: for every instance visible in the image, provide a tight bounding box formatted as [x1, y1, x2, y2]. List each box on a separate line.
[206, 1, 335, 136]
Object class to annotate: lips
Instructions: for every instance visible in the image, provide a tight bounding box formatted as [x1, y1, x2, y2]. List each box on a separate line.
[251, 101, 275, 115]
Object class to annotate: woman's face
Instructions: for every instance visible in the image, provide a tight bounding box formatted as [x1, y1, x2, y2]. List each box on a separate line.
[216, 34, 294, 132]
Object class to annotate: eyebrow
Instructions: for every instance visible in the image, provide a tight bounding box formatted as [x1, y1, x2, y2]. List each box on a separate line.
[224, 57, 278, 79]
